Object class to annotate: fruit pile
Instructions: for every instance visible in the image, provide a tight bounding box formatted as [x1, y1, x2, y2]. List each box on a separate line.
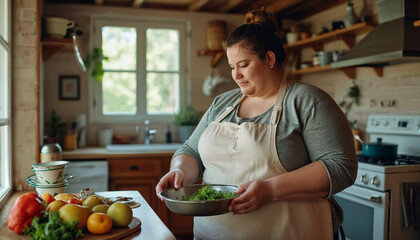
[7, 192, 134, 239]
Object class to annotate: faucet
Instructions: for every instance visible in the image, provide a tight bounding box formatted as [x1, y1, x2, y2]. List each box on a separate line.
[144, 120, 157, 144]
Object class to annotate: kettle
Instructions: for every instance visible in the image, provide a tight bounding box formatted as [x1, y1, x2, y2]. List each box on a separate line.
[40, 143, 62, 162]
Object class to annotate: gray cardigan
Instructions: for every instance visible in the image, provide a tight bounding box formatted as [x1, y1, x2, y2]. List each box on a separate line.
[173, 81, 358, 232]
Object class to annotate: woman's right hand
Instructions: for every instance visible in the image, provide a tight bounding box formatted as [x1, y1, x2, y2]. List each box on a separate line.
[155, 169, 186, 201]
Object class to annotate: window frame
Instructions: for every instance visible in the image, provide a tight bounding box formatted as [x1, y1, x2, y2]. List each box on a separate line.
[91, 17, 188, 124]
[0, 0, 13, 207]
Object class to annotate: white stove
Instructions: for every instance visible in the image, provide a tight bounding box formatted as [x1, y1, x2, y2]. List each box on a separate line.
[335, 114, 420, 240]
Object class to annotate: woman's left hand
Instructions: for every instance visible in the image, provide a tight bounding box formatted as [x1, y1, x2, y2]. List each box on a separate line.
[229, 180, 273, 214]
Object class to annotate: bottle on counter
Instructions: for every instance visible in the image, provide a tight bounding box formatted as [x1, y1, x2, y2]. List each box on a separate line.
[166, 125, 172, 143]
[40, 143, 62, 162]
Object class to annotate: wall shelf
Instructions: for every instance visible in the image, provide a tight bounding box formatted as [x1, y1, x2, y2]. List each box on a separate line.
[42, 37, 74, 61]
[285, 22, 380, 79]
[285, 22, 376, 52]
[197, 49, 225, 68]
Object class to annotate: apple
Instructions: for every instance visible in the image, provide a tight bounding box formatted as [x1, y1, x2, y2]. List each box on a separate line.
[107, 202, 133, 227]
[82, 195, 103, 209]
[92, 204, 109, 214]
[46, 200, 68, 212]
[58, 204, 92, 229]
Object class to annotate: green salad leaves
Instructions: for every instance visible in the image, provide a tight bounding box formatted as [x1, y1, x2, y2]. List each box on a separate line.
[186, 185, 238, 201]
[24, 211, 83, 240]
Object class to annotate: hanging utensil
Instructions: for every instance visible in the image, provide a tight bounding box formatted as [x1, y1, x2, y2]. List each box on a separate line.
[354, 135, 364, 144]
[72, 33, 87, 72]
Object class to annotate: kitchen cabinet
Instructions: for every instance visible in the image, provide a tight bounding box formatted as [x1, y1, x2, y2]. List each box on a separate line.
[108, 155, 194, 237]
[284, 22, 382, 79]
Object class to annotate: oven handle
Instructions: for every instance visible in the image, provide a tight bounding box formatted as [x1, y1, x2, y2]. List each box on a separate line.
[343, 190, 382, 203]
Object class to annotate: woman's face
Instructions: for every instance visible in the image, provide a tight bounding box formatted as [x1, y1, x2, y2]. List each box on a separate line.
[226, 43, 273, 97]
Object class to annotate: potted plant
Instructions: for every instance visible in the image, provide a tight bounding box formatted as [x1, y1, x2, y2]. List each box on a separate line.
[46, 110, 67, 145]
[174, 106, 200, 143]
[339, 81, 361, 150]
[85, 48, 109, 82]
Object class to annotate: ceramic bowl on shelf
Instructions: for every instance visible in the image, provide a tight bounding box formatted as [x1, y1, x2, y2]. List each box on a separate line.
[32, 160, 69, 184]
[26, 174, 72, 196]
[26, 174, 73, 186]
[27, 179, 69, 197]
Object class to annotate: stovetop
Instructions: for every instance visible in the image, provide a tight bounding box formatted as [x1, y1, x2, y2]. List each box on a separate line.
[357, 154, 420, 166]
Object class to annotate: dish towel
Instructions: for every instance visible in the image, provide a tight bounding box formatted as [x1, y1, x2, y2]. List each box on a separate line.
[401, 183, 420, 229]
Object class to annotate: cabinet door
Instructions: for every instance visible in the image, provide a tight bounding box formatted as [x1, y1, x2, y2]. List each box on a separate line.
[110, 178, 157, 211]
[168, 212, 194, 236]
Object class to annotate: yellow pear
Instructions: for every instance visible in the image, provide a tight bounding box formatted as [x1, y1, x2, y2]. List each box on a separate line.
[58, 204, 92, 229]
[92, 204, 109, 214]
[82, 195, 103, 209]
[46, 200, 68, 212]
[54, 193, 76, 202]
[107, 202, 133, 227]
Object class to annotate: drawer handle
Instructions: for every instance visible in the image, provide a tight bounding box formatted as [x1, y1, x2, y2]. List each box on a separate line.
[129, 165, 139, 170]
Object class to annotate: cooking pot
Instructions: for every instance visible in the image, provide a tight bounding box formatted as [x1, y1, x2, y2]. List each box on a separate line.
[362, 138, 398, 159]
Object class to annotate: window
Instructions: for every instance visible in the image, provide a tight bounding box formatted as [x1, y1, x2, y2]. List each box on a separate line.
[92, 18, 187, 123]
[0, 0, 12, 204]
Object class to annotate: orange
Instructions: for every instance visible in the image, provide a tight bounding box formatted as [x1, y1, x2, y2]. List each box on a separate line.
[87, 213, 113, 234]
[42, 193, 55, 206]
[68, 197, 83, 205]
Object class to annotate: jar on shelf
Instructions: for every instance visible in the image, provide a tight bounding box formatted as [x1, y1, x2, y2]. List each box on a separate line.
[40, 143, 62, 162]
[344, 1, 358, 27]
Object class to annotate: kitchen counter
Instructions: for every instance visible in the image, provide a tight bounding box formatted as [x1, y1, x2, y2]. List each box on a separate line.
[62, 147, 176, 160]
[0, 190, 176, 240]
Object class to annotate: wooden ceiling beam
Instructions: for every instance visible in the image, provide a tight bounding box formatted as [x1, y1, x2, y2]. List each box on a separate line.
[189, 0, 210, 11]
[94, 0, 104, 5]
[132, 0, 145, 8]
[267, 0, 305, 13]
[217, 0, 244, 13]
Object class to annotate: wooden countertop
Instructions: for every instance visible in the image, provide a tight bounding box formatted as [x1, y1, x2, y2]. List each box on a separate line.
[62, 147, 175, 160]
[0, 190, 176, 240]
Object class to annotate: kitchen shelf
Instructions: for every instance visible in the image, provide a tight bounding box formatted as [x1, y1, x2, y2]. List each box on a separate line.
[197, 49, 226, 68]
[288, 65, 357, 79]
[285, 22, 376, 52]
[285, 22, 380, 79]
[42, 37, 74, 61]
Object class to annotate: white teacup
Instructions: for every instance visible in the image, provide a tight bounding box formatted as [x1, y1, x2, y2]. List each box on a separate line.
[44, 17, 75, 38]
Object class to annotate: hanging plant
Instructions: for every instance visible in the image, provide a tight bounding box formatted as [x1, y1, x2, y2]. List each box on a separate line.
[84, 48, 109, 82]
[339, 81, 360, 129]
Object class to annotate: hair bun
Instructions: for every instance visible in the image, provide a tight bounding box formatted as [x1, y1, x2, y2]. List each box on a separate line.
[244, 8, 277, 32]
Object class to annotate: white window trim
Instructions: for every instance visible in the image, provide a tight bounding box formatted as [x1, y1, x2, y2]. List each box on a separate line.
[0, 0, 12, 207]
[89, 17, 188, 124]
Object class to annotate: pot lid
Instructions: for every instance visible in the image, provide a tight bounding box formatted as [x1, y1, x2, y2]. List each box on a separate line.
[368, 138, 398, 146]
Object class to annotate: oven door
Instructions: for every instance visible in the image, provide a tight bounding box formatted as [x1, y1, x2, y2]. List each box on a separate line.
[334, 185, 389, 240]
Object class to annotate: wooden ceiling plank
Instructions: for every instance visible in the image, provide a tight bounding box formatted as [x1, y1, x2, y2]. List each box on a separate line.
[267, 0, 305, 13]
[94, 0, 104, 5]
[189, 0, 210, 11]
[217, 0, 244, 13]
[132, 0, 145, 8]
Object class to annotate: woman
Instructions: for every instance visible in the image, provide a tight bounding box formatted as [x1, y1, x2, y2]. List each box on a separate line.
[156, 9, 357, 240]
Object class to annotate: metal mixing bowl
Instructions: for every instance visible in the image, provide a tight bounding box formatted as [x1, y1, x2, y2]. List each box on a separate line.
[158, 184, 238, 216]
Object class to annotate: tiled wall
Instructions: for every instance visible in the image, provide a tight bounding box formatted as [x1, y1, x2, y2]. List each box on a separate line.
[13, 0, 40, 189]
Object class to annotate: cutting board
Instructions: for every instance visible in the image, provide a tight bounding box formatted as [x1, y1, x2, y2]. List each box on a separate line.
[0, 217, 141, 240]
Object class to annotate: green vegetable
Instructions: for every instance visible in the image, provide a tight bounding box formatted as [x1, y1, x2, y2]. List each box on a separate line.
[24, 211, 84, 240]
[186, 185, 239, 201]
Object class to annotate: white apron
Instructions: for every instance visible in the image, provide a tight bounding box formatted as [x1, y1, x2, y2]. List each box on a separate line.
[195, 79, 333, 240]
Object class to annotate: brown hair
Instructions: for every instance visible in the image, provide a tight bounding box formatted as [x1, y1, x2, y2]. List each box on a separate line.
[225, 8, 285, 67]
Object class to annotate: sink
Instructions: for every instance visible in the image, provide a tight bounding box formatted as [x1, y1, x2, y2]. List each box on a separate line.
[106, 143, 183, 152]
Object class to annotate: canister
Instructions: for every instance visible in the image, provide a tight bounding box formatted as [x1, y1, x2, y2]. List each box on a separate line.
[40, 143, 62, 162]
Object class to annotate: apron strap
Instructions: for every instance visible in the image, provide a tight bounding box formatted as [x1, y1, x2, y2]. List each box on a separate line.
[270, 75, 289, 125]
[215, 95, 246, 123]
